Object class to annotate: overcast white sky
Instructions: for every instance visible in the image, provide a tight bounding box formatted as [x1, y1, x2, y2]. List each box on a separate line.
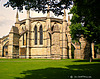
[0, 0, 71, 38]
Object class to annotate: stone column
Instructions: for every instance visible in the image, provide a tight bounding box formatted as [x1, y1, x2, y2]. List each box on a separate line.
[8, 26, 19, 58]
[74, 43, 81, 59]
[62, 33, 67, 59]
[47, 33, 51, 58]
[91, 43, 94, 59]
[46, 6, 51, 58]
[0, 41, 3, 57]
[26, 10, 30, 59]
[8, 26, 15, 59]
[62, 9, 68, 59]
[68, 40, 71, 59]
[51, 29, 60, 59]
[67, 15, 72, 59]
[68, 44, 71, 59]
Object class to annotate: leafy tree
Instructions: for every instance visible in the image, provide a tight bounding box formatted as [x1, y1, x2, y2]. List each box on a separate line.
[4, 0, 72, 16]
[69, 0, 100, 60]
[69, 0, 100, 44]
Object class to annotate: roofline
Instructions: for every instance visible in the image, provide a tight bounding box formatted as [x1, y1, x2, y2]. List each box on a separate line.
[16, 17, 64, 24]
[0, 35, 9, 40]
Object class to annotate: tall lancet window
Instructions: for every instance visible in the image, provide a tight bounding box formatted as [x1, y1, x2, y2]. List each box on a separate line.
[23, 34, 24, 45]
[40, 25, 43, 45]
[34, 26, 37, 45]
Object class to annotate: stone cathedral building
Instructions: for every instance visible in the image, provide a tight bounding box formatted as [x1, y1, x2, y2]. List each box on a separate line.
[0, 10, 95, 59]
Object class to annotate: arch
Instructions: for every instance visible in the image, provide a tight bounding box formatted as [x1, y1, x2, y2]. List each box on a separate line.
[2, 41, 8, 57]
[2, 46, 4, 57]
[48, 32, 52, 55]
[22, 25, 26, 31]
[52, 24, 60, 32]
[51, 26, 54, 31]
[48, 32, 52, 46]
[34, 25, 37, 45]
[6, 51, 8, 55]
[22, 27, 24, 30]
[65, 34, 68, 41]
[54, 24, 59, 31]
[39, 25, 43, 45]
[71, 44, 75, 59]
[71, 42, 76, 48]
[70, 42, 76, 59]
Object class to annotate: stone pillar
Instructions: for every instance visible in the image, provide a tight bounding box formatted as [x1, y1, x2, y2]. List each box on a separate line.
[80, 37, 86, 59]
[91, 43, 94, 59]
[68, 43, 71, 59]
[74, 43, 81, 59]
[8, 26, 19, 58]
[44, 27, 47, 47]
[46, 6, 51, 58]
[67, 15, 71, 59]
[8, 27, 14, 58]
[62, 32, 67, 59]
[62, 9, 67, 59]
[60, 25, 63, 58]
[79, 35, 90, 59]
[47, 6, 51, 29]
[68, 34, 71, 59]
[47, 33, 51, 58]
[26, 10, 30, 59]
[51, 25, 60, 59]
[0, 40, 3, 57]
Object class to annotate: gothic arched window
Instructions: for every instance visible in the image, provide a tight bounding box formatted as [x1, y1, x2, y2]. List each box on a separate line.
[40, 25, 43, 45]
[23, 34, 24, 45]
[34, 26, 37, 45]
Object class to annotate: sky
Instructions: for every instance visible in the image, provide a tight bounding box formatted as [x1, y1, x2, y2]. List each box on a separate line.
[0, 0, 71, 38]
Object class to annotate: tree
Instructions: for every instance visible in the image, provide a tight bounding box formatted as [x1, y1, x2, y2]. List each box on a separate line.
[70, 0, 100, 43]
[69, 0, 100, 61]
[4, 0, 72, 16]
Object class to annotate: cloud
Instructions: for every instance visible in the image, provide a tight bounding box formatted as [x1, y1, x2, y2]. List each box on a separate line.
[0, 0, 16, 38]
[0, 15, 14, 38]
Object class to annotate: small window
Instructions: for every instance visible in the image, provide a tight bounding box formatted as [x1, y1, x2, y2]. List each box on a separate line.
[6, 52, 8, 55]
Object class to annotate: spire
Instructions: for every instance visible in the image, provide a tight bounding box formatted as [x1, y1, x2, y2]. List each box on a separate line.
[26, 10, 30, 30]
[16, 10, 19, 22]
[63, 9, 66, 21]
[68, 15, 70, 22]
[68, 15, 71, 26]
[64, 9, 66, 16]
[47, 6, 50, 18]
[27, 10, 30, 19]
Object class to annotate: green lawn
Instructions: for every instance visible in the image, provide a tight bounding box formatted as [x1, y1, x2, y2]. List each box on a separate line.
[0, 59, 100, 79]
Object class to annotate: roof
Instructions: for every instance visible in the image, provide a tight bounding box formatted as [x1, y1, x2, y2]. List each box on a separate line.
[16, 17, 64, 24]
[0, 35, 9, 40]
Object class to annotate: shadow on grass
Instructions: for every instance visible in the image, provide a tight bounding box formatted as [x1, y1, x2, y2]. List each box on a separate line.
[73, 59, 100, 62]
[15, 63, 100, 79]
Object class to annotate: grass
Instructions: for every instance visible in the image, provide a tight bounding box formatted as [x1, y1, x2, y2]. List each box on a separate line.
[0, 59, 100, 79]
